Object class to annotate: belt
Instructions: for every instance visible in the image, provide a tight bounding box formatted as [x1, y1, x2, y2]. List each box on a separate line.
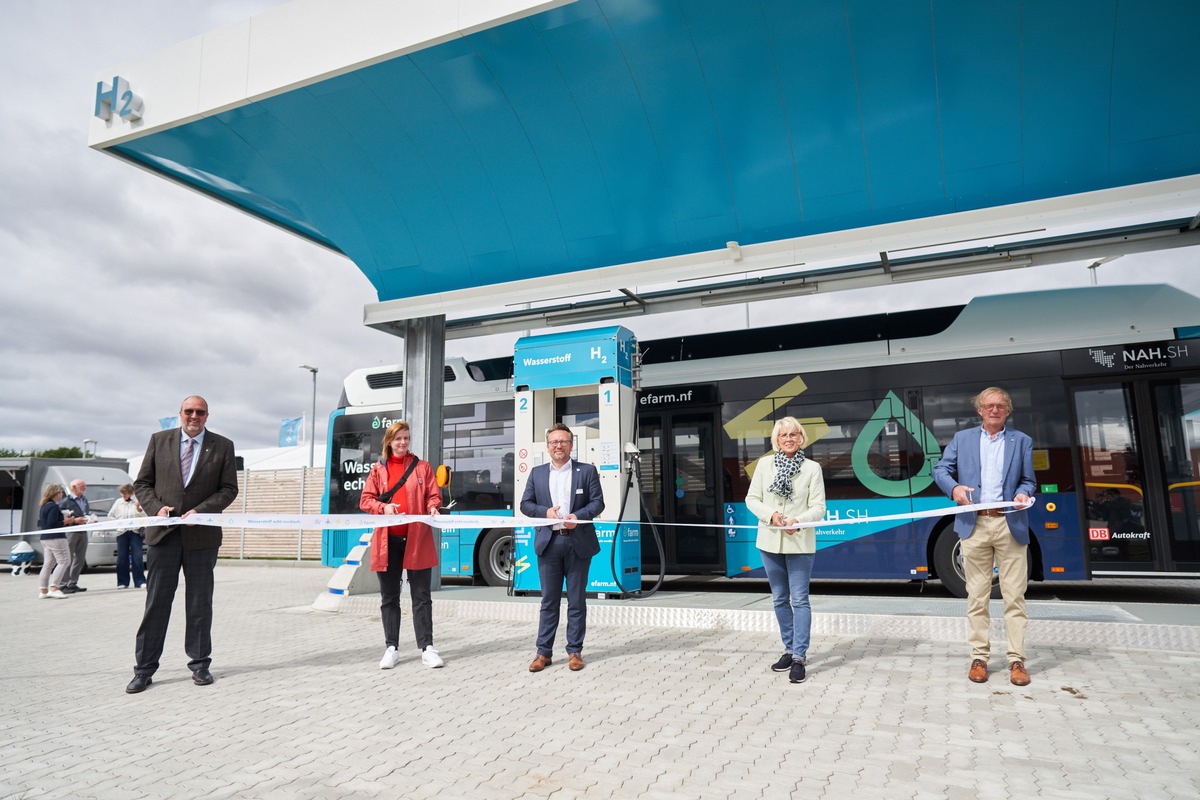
[553, 529, 570, 535]
[977, 508, 1005, 517]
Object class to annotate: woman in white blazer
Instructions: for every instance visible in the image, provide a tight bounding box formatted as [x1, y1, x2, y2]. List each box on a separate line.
[745, 416, 826, 684]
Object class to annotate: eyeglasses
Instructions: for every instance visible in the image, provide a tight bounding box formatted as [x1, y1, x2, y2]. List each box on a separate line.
[547, 439, 572, 447]
[182, 409, 208, 417]
[778, 433, 802, 440]
[979, 404, 1009, 412]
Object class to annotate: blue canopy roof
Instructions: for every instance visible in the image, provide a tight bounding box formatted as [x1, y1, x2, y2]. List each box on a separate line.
[105, 0, 1200, 305]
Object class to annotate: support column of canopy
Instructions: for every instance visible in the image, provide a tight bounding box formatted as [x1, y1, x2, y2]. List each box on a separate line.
[314, 315, 446, 611]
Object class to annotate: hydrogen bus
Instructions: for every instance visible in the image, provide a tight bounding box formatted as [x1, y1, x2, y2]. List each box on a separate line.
[322, 283, 1200, 596]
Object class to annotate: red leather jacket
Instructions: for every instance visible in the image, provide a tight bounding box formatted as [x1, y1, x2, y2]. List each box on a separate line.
[359, 456, 441, 572]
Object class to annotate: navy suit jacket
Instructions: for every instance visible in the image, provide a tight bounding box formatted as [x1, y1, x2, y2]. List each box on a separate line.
[933, 426, 1037, 544]
[520, 460, 605, 558]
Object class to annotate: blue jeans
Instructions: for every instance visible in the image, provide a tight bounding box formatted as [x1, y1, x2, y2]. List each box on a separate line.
[116, 530, 146, 588]
[759, 550, 816, 661]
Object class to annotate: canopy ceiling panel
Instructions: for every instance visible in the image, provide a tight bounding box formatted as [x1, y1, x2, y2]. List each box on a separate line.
[104, 0, 1200, 305]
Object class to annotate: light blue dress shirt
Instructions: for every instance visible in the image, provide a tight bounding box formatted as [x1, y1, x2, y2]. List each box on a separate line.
[548, 460, 573, 530]
[978, 426, 1006, 503]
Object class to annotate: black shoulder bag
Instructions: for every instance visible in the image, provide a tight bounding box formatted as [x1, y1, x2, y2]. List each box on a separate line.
[376, 457, 420, 505]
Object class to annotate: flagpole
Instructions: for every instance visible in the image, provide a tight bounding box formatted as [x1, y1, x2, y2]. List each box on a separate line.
[299, 365, 318, 469]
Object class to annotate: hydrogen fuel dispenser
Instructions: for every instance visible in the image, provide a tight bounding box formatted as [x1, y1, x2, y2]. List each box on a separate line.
[511, 326, 641, 597]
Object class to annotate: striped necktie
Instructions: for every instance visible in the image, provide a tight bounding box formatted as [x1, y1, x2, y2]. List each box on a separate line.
[181, 438, 194, 485]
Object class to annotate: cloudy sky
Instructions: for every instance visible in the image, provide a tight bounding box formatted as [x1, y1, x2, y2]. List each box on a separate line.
[1, 1, 1196, 461]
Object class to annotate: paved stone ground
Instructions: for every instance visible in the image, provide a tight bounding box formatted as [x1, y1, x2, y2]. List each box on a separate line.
[1, 563, 1197, 800]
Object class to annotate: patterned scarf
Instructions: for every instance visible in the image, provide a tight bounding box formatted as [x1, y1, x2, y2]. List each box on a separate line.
[768, 450, 805, 500]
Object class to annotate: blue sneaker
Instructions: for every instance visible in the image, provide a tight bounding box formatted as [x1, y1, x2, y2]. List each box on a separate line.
[770, 653, 793, 672]
[789, 660, 806, 684]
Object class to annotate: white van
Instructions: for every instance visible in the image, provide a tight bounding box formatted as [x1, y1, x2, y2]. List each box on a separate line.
[1, 458, 137, 569]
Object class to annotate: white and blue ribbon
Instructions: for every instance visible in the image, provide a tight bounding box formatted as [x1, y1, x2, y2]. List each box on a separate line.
[1, 499, 1033, 539]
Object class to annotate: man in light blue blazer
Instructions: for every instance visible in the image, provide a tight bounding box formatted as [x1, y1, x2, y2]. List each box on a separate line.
[933, 387, 1036, 687]
[521, 423, 604, 673]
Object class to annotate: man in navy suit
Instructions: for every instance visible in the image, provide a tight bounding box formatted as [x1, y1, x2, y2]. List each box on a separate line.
[521, 423, 604, 673]
[933, 387, 1036, 687]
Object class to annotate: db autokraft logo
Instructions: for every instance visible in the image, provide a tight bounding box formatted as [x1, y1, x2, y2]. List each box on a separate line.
[1089, 528, 1111, 541]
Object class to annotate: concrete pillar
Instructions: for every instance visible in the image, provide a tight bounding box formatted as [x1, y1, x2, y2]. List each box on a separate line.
[400, 315, 446, 591]
[314, 314, 447, 612]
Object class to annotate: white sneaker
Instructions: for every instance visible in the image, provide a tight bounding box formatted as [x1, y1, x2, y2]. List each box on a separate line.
[379, 646, 400, 670]
[421, 645, 444, 668]
[40, 589, 68, 599]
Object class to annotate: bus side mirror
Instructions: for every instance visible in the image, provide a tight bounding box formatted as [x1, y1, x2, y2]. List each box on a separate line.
[436, 465, 452, 488]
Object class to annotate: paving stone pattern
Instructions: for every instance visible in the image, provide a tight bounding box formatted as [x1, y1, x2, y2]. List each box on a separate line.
[1, 564, 1197, 799]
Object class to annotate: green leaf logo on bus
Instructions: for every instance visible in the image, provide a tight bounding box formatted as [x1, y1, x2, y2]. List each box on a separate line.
[851, 390, 941, 497]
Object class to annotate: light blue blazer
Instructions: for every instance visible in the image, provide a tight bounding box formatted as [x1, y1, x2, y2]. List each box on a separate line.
[932, 427, 1036, 544]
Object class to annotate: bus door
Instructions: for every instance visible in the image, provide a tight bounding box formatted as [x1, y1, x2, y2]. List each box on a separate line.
[1071, 376, 1200, 574]
[637, 409, 725, 574]
[1153, 377, 1200, 572]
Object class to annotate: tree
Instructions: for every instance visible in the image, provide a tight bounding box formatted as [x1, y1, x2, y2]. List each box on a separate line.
[0, 447, 87, 458]
[35, 447, 85, 459]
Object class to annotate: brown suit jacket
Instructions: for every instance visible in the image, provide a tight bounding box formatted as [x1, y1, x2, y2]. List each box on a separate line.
[134, 428, 239, 549]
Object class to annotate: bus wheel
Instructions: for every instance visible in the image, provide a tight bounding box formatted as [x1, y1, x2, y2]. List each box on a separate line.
[478, 529, 514, 587]
[933, 530, 986, 599]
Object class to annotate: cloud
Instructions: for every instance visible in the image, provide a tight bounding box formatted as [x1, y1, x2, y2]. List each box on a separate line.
[0, 1, 386, 457]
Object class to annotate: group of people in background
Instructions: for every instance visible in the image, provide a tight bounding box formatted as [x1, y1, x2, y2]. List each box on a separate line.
[36, 479, 146, 598]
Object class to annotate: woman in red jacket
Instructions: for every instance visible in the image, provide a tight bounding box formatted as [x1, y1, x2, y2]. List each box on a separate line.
[359, 420, 444, 669]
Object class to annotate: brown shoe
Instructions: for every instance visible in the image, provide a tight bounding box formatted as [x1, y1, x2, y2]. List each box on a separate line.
[528, 654, 552, 673]
[968, 659, 988, 683]
[1010, 660, 1031, 686]
[568, 653, 585, 671]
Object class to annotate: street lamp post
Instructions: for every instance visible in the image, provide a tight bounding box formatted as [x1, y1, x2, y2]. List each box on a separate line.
[298, 365, 318, 468]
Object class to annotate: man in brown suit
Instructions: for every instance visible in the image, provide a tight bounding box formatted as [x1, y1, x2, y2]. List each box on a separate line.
[126, 395, 238, 694]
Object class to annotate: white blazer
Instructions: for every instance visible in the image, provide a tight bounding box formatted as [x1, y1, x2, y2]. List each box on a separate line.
[745, 455, 826, 555]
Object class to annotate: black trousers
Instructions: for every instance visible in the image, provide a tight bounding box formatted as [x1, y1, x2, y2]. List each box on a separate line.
[378, 535, 433, 650]
[134, 531, 219, 676]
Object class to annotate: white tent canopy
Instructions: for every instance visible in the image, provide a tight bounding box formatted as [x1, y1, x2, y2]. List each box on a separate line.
[127, 444, 327, 478]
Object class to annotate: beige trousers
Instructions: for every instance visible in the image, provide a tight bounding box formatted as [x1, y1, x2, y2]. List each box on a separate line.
[961, 515, 1028, 663]
[39, 538, 71, 591]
